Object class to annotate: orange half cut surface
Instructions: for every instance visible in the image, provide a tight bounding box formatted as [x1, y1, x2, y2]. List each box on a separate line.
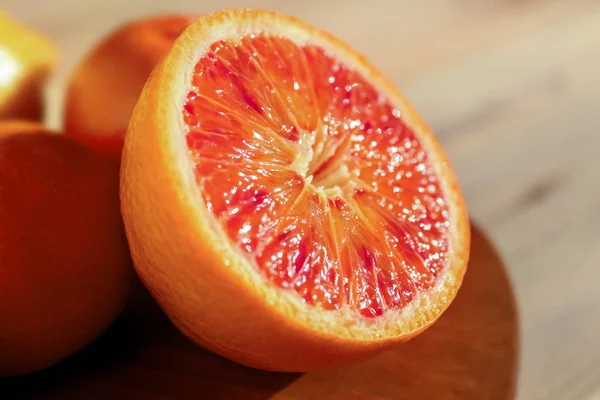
[121, 9, 470, 371]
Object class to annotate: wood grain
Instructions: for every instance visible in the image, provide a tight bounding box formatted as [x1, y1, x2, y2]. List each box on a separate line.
[0, 223, 517, 399]
[2, 0, 600, 397]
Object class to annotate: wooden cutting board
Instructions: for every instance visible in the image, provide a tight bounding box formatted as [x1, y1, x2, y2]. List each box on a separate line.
[1, 222, 517, 399]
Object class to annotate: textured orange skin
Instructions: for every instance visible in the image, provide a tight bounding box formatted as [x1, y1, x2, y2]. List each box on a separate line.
[121, 9, 470, 372]
[0, 122, 133, 377]
[0, 12, 57, 121]
[64, 15, 194, 156]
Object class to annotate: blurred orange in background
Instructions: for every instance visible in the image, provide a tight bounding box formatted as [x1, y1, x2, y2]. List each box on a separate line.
[0, 12, 57, 121]
[64, 15, 193, 155]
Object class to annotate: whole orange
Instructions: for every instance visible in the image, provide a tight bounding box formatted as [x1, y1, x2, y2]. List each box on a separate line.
[0, 122, 132, 377]
[0, 12, 57, 121]
[64, 15, 193, 155]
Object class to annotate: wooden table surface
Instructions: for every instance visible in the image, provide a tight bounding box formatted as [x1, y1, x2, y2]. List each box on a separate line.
[3, 0, 600, 399]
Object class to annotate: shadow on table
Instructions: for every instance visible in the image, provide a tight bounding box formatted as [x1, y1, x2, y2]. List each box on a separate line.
[1, 222, 518, 399]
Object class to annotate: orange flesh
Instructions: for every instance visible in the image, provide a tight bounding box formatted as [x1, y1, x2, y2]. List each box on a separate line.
[183, 35, 450, 318]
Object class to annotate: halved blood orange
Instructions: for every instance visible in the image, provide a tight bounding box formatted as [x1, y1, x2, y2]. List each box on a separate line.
[121, 9, 470, 371]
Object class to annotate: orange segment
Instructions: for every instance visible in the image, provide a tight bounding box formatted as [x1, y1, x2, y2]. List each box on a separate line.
[183, 35, 450, 318]
[121, 9, 470, 371]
